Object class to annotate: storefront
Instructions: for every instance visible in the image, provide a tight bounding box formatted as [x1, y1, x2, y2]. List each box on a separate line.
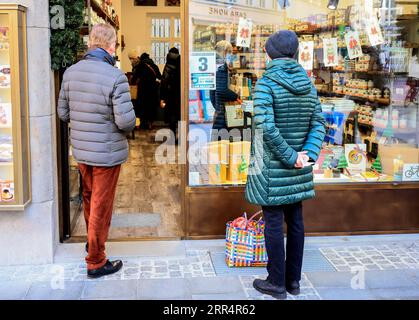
[0, 0, 418, 266]
[182, 0, 419, 238]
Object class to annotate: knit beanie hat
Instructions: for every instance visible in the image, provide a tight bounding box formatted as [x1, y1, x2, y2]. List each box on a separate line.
[265, 30, 299, 60]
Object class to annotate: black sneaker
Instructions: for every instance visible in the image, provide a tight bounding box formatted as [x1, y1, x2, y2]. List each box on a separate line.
[286, 280, 300, 296]
[87, 260, 123, 279]
[253, 279, 287, 300]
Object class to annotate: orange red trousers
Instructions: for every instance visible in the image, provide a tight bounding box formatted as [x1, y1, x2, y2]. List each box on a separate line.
[78, 164, 121, 270]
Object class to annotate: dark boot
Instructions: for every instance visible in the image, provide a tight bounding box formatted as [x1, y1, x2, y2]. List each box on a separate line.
[87, 260, 123, 279]
[253, 279, 287, 300]
[286, 280, 300, 296]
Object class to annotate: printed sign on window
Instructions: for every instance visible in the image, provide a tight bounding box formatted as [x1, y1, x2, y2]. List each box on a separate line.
[298, 41, 314, 71]
[345, 31, 363, 59]
[323, 38, 339, 67]
[190, 52, 216, 90]
[236, 18, 253, 48]
[403, 164, 419, 182]
[366, 18, 384, 47]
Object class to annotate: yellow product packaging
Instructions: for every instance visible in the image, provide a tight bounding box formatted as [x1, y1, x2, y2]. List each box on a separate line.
[228, 141, 251, 184]
[378, 144, 419, 176]
[208, 140, 229, 185]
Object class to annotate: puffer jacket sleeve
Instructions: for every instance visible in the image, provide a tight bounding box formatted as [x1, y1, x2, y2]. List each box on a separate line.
[112, 73, 136, 132]
[216, 66, 238, 107]
[57, 75, 70, 123]
[253, 79, 299, 169]
[302, 98, 326, 162]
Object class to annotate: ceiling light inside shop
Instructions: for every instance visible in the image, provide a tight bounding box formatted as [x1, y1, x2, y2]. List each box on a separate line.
[327, 0, 339, 10]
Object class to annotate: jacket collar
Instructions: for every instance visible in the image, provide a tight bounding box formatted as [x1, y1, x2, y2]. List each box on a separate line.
[84, 48, 116, 66]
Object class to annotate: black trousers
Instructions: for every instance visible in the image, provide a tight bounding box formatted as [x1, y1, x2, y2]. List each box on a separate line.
[262, 202, 305, 287]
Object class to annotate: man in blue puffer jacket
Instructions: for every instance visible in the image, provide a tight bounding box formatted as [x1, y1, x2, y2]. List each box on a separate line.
[245, 30, 326, 299]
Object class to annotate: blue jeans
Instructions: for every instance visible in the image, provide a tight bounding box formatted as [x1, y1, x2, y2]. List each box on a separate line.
[262, 202, 305, 287]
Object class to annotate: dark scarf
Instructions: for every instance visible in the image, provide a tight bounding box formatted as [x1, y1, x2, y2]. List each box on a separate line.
[84, 48, 116, 66]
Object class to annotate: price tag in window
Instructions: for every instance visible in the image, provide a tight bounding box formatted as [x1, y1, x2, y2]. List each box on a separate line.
[190, 52, 216, 90]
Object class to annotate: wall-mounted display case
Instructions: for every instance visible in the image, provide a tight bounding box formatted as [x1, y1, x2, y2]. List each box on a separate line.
[0, 5, 30, 211]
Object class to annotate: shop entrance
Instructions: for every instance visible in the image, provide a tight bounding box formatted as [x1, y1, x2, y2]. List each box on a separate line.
[58, 0, 183, 242]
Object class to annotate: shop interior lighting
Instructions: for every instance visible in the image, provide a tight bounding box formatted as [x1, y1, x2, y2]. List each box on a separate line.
[327, 0, 339, 10]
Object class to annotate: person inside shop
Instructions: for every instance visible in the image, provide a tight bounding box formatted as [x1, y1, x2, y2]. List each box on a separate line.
[131, 52, 162, 130]
[58, 24, 136, 279]
[128, 49, 140, 69]
[127, 50, 141, 119]
[210, 40, 242, 140]
[160, 47, 181, 145]
[245, 30, 326, 300]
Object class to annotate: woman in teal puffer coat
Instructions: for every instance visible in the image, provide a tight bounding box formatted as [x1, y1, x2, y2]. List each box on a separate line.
[245, 30, 326, 300]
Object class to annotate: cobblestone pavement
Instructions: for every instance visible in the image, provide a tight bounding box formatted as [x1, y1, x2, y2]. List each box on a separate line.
[320, 242, 419, 272]
[1, 235, 419, 300]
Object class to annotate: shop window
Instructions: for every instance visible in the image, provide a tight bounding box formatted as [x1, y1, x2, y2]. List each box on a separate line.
[187, 0, 419, 187]
[134, 0, 158, 6]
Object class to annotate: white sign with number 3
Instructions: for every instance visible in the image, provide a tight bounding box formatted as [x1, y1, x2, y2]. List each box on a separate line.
[190, 52, 217, 90]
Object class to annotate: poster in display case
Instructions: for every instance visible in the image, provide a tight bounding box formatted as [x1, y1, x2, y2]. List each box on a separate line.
[0, 5, 30, 210]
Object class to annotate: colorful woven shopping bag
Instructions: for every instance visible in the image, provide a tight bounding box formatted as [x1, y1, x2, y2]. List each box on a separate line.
[225, 211, 268, 267]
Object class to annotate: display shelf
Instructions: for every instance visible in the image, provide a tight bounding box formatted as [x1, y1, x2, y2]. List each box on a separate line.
[314, 173, 353, 183]
[318, 91, 390, 106]
[87, 0, 119, 30]
[325, 69, 410, 77]
[374, 126, 417, 137]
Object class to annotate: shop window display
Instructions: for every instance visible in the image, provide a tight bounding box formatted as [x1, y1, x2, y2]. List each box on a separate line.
[0, 6, 30, 210]
[188, 0, 419, 186]
[0, 15, 14, 203]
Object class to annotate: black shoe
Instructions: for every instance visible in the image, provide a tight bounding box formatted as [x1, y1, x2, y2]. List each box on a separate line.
[87, 260, 123, 279]
[286, 280, 301, 296]
[85, 243, 88, 253]
[253, 279, 287, 300]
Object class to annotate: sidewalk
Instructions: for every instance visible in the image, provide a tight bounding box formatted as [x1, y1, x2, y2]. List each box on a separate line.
[1, 234, 419, 300]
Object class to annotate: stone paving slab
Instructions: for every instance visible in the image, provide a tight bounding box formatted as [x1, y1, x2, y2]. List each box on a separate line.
[137, 278, 192, 300]
[25, 281, 84, 300]
[1, 236, 419, 300]
[320, 242, 419, 271]
[315, 287, 377, 300]
[239, 274, 322, 300]
[0, 280, 31, 300]
[187, 276, 244, 295]
[369, 287, 419, 300]
[305, 271, 354, 288]
[0, 250, 216, 283]
[81, 280, 138, 300]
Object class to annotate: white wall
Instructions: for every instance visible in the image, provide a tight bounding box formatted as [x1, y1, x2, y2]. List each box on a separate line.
[120, 0, 180, 72]
[0, 0, 58, 266]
